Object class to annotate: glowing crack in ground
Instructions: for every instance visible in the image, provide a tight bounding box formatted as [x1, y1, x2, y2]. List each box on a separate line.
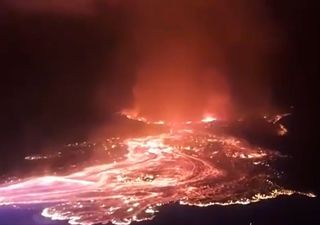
[0, 122, 315, 225]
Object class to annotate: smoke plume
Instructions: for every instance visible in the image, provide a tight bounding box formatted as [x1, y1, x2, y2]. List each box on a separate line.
[4, 0, 279, 122]
[122, 0, 278, 121]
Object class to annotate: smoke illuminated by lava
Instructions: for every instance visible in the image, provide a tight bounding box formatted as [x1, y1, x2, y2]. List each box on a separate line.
[4, 0, 283, 119]
[0, 2, 313, 225]
[122, 0, 280, 121]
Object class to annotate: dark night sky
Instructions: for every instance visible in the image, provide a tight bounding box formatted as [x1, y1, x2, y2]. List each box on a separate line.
[0, 0, 319, 191]
[0, 2, 136, 160]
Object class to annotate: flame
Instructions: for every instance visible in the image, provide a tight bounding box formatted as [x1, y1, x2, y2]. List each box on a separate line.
[121, 110, 219, 126]
[263, 113, 291, 136]
[201, 115, 217, 123]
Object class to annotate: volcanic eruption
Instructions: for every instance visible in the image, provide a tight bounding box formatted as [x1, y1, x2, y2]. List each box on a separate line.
[0, 1, 315, 225]
[119, 0, 279, 122]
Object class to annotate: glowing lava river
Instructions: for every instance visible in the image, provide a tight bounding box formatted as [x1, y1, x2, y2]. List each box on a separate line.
[0, 118, 315, 225]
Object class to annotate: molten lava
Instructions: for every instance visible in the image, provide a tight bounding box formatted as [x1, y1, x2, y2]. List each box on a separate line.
[201, 115, 217, 123]
[0, 118, 314, 225]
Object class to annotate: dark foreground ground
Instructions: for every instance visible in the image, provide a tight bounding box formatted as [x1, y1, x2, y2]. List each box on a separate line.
[0, 196, 319, 225]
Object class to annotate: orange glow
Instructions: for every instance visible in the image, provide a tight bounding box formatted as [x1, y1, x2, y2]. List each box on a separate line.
[201, 115, 217, 123]
[0, 121, 314, 225]
[121, 110, 221, 126]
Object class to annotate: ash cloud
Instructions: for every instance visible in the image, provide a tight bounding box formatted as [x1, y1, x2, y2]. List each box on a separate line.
[3, 0, 280, 121]
[121, 0, 280, 121]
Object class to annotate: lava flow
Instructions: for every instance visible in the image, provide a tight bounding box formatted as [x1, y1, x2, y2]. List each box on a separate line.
[0, 118, 315, 225]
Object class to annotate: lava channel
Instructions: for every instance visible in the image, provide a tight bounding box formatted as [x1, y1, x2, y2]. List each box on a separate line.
[0, 126, 315, 225]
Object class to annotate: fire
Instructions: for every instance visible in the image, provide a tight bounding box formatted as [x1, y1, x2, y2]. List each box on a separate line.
[0, 120, 314, 225]
[120, 110, 148, 123]
[201, 115, 217, 123]
[263, 113, 290, 136]
[0, 0, 310, 224]
[121, 110, 220, 126]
